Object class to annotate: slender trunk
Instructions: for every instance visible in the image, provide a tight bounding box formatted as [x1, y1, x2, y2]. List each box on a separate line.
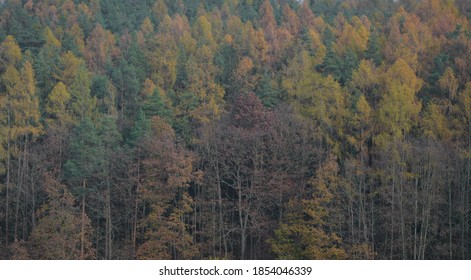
[104, 160, 112, 260]
[449, 177, 452, 259]
[399, 149, 407, 259]
[422, 196, 431, 260]
[414, 176, 418, 260]
[215, 160, 227, 257]
[132, 152, 140, 258]
[237, 170, 246, 260]
[400, 173, 405, 259]
[390, 166, 395, 259]
[370, 195, 375, 255]
[466, 158, 470, 259]
[359, 131, 367, 243]
[106, 185, 112, 259]
[22, 136, 28, 241]
[211, 197, 216, 257]
[81, 179, 86, 259]
[461, 167, 466, 259]
[96, 217, 99, 259]
[14, 140, 22, 241]
[349, 195, 354, 242]
[5, 110, 11, 246]
[31, 164, 35, 230]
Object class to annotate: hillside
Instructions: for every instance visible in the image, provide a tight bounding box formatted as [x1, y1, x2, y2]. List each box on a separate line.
[0, 0, 470, 260]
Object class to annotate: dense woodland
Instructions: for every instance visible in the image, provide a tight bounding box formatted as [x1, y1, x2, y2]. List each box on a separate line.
[0, 0, 470, 260]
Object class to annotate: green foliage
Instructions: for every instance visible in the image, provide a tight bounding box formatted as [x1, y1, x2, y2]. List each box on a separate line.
[127, 109, 150, 147]
[238, 0, 258, 22]
[255, 70, 281, 107]
[65, 118, 102, 186]
[100, 0, 154, 33]
[365, 28, 382, 66]
[143, 89, 173, 121]
[214, 43, 238, 92]
[108, 57, 141, 118]
[2, 5, 44, 51]
[70, 65, 97, 122]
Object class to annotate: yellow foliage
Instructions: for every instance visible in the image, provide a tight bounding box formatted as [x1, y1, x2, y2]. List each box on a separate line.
[458, 83, 471, 121]
[374, 59, 424, 146]
[44, 27, 61, 48]
[152, 0, 168, 21]
[0, 35, 22, 70]
[422, 101, 451, 141]
[193, 15, 216, 48]
[180, 32, 197, 55]
[140, 17, 154, 36]
[68, 24, 86, 54]
[141, 79, 157, 98]
[350, 60, 379, 93]
[54, 51, 84, 86]
[334, 17, 369, 56]
[270, 155, 348, 260]
[356, 94, 372, 119]
[283, 50, 345, 153]
[47, 82, 72, 126]
[1, 61, 42, 139]
[438, 67, 459, 100]
[77, 2, 92, 18]
[385, 58, 423, 93]
[308, 28, 326, 64]
[378, 84, 421, 139]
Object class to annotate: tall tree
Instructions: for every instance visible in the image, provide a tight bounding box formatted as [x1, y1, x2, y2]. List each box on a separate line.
[29, 173, 95, 259]
[136, 117, 200, 260]
[270, 155, 347, 260]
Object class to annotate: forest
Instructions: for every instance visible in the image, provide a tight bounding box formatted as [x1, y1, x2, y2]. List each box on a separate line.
[0, 0, 470, 260]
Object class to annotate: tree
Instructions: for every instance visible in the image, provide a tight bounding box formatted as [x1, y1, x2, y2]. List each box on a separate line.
[85, 24, 117, 74]
[255, 70, 280, 107]
[46, 82, 72, 127]
[376, 58, 422, 145]
[438, 67, 459, 101]
[29, 173, 95, 259]
[366, 28, 382, 66]
[54, 51, 83, 88]
[192, 15, 216, 49]
[109, 56, 142, 119]
[179, 44, 225, 126]
[334, 16, 369, 57]
[0, 36, 22, 71]
[1, 48, 41, 245]
[422, 100, 451, 141]
[70, 65, 97, 122]
[65, 115, 123, 259]
[136, 117, 200, 260]
[281, 4, 300, 36]
[64, 118, 101, 259]
[270, 155, 347, 260]
[283, 50, 346, 154]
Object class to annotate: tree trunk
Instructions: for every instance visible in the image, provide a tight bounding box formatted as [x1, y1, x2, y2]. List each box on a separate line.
[215, 160, 227, 258]
[14, 140, 23, 241]
[22, 136, 29, 242]
[5, 110, 11, 246]
[390, 164, 395, 260]
[81, 179, 86, 260]
[106, 186, 112, 260]
[449, 177, 452, 259]
[237, 170, 246, 260]
[132, 153, 140, 259]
